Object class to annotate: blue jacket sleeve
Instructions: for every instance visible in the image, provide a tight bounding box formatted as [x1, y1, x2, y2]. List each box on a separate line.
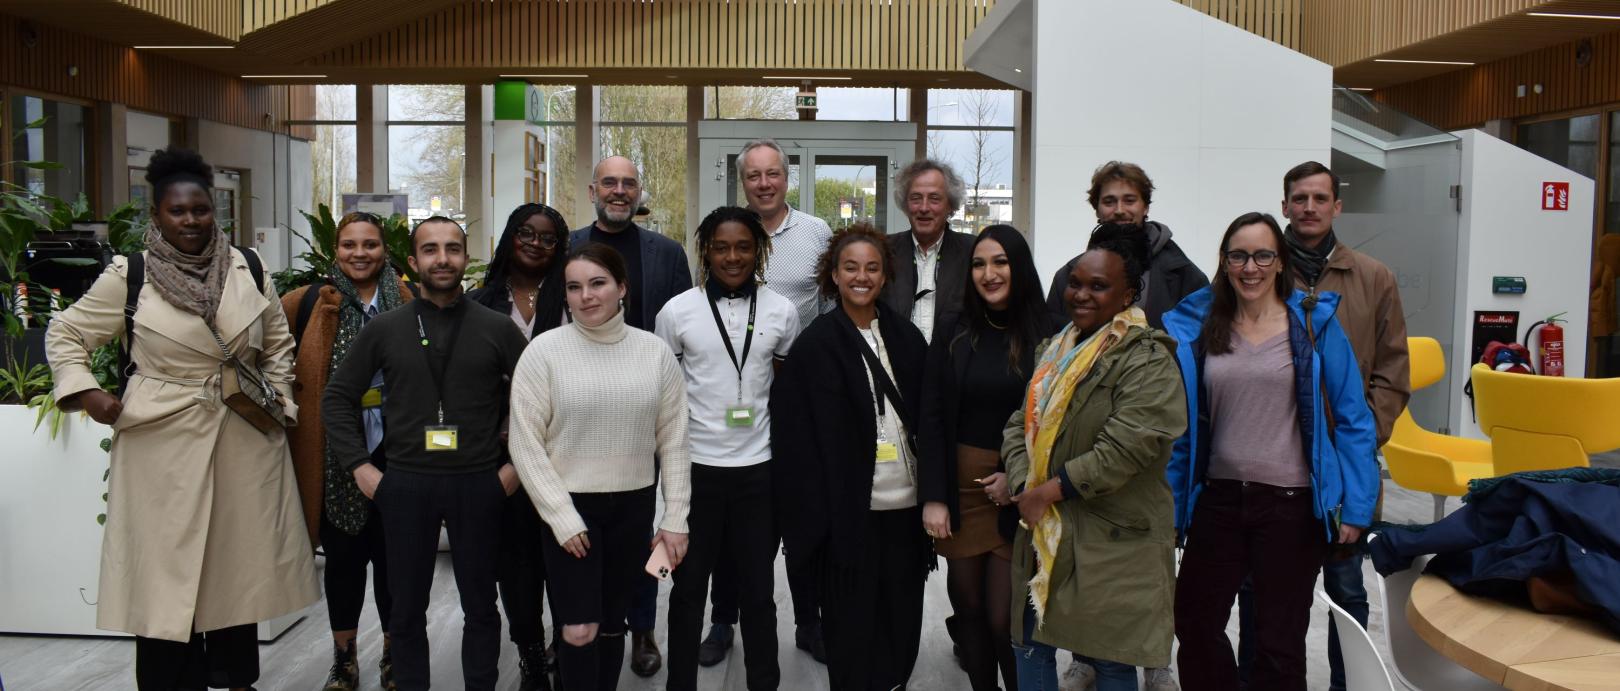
[1319, 315, 1380, 528]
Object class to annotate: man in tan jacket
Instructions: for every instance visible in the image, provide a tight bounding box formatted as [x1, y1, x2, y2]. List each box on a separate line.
[1236, 161, 1410, 691]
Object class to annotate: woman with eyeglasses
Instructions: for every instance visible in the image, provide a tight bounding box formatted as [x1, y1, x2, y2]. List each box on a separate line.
[467, 203, 572, 691]
[282, 210, 417, 691]
[1163, 212, 1378, 691]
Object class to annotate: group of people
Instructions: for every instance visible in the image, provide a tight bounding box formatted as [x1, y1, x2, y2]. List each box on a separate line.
[45, 141, 1410, 691]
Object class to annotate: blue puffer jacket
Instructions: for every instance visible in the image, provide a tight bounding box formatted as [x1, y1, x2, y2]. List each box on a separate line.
[1163, 287, 1380, 541]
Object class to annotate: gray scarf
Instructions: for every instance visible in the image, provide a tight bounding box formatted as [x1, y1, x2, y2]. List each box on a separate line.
[142, 222, 231, 324]
[322, 263, 406, 535]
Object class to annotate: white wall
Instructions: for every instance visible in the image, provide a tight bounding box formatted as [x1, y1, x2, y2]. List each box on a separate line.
[196, 120, 311, 269]
[1030, 0, 1331, 285]
[125, 111, 171, 170]
[1452, 129, 1595, 438]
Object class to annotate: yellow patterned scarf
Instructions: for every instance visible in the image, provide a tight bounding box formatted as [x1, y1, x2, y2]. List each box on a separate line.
[1022, 305, 1147, 626]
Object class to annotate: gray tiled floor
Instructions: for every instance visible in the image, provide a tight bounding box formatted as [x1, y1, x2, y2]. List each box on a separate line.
[7, 458, 1611, 690]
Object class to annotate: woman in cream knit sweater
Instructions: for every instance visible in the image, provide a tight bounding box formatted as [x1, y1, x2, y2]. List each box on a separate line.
[509, 242, 692, 691]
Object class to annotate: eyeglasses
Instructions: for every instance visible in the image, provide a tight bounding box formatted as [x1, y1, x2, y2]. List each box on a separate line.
[595, 177, 640, 191]
[1223, 250, 1279, 268]
[515, 229, 559, 249]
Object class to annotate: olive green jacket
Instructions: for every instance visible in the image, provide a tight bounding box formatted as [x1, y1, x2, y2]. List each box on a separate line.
[1002, 325, 1187, 668]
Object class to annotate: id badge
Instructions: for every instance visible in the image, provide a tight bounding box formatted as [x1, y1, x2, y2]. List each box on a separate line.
[725, 405, 755, 428]
[875, 441, 899, 463]
[424, 425, 459, 452]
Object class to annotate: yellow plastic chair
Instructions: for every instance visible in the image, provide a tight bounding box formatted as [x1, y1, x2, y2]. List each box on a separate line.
[1383, 337, 1494, 521]
[1471, 363, 1620, 477]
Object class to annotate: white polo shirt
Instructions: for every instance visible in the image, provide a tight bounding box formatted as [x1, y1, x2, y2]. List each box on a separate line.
[761, 205, 834, 335]
[655, 283, 800, 467]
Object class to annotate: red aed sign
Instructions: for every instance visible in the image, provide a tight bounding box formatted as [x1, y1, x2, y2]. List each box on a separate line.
[1542, 181, 1570, 211]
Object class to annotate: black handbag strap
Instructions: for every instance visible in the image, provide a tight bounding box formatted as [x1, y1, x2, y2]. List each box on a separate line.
[853, 328, 914, 433]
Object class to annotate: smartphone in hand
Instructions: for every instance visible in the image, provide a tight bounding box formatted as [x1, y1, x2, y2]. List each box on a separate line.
[645, 541, 673, 581]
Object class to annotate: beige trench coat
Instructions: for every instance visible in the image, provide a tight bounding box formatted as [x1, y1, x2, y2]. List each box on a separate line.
[45, 249, 319, 642]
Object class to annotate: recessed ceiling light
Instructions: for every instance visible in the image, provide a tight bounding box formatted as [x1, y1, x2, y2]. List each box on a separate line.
[1528, 12, 1620, 19]
[499, 74, 589, 79]
[1347, 87, 1374, 92]
[762, 76, 853, 81]
[240, 74, 328, 78]
[1013, 68, 1023, 73]
[1374, 58, 1475, 66]
[134, 45, 232, 49]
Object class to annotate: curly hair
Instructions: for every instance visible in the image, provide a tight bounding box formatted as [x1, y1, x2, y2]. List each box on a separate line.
[694, 206, 771, 286]
[815, 223, 894, 300]
[893, 158, 966, 213]
[145, 147, 213, 203]
[1084, 222, 1153, 306]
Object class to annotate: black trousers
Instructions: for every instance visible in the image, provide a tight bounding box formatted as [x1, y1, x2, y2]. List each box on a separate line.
[320, 504, 392, 632]
[820, 507, 926, 691]
[376, 468, 506, 691]
[134, 624, 256, 690]
[498, 487, 548, 646]
[710, 538, 819, 629]
[541, 486, 655, 691]
[668, 463, 780, 691]
[1174, 479, 1328, 691]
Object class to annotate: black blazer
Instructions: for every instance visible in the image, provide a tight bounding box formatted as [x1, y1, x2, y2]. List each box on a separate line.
[880, 229, 976, 337]
[917, 311, 1046, 533]
[569, 222, 693, 327]
[771, 301, 932, 572]
[466, 282, 567, 339]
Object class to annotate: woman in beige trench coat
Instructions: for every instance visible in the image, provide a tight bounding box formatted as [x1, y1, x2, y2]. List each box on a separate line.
[45, 148, 318, 690]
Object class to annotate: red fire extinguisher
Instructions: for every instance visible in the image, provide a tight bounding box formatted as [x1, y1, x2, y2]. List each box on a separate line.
[1525, 312, 1567, 377]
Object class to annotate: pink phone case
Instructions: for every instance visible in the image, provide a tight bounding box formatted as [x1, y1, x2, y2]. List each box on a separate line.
[645, 541, 673, 581]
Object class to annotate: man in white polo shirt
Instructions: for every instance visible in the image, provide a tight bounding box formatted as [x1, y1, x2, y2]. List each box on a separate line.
[657, 206, 800, 691]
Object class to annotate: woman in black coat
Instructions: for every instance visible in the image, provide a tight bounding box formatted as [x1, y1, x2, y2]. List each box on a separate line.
[771, 223, 933, 691]
[918, 225, 1053, 691]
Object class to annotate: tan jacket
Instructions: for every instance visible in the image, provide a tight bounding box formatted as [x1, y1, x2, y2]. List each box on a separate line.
[1298, 244, 1410, 447]
[280, 280, 415, 546]
[46, 251, 319, 642]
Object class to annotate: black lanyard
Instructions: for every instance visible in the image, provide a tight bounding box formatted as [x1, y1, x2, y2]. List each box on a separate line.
[415, 300, 467, 424]
[707, 292, 756, 402]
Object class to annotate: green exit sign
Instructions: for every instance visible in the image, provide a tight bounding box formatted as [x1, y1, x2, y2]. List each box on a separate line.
[796, 93, 818, 109]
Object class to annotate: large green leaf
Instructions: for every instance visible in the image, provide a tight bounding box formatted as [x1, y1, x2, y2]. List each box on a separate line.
[17, 160, 64, 170]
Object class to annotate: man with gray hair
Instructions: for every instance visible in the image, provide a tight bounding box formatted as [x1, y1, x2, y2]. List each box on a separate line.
[880, 158, 975, 342]
[693, 138, 834, 668]
[739, 138, 833, 335]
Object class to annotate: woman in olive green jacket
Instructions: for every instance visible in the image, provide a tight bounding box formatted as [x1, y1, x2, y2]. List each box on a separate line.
[1002, 225, 1187, 690]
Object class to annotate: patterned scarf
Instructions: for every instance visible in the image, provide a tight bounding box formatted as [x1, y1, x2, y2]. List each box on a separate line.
[1284, 225, 1337, 287]
[322, 263, 406, 535]
[142, 222, 231, 324]
[1022, 305, 1148, 627]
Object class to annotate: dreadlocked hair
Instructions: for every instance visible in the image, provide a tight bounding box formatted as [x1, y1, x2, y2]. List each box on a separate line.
[694, 205, 771, 286]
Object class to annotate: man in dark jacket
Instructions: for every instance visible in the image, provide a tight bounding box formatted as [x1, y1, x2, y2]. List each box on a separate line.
[880, 158, 977, 343]
[1043, 161, 1208, 330]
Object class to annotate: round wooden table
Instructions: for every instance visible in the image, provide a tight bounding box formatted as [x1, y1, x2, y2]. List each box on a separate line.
[1407, 573, 1620, 690]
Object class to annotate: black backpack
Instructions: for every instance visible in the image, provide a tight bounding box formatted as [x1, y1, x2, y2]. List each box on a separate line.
[119, 247, 265, 391]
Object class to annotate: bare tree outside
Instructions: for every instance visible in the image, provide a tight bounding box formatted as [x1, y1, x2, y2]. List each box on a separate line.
[389, 85, 467, 219]
[959, 90, 1002, 232]
[309, 86, 356, 213]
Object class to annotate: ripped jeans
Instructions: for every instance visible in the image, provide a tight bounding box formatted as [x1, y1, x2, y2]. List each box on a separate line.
[1012, 601, 1138, 691]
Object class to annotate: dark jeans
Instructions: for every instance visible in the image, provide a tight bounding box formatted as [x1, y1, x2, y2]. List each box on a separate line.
[377, 468, 506, 691]
[498, 487, 548, 646]
[1174, 480, 1327, 691]
[1236, 539, 1371, 691]
[134, 624, 257, 690]
[541, 487, 656, 691]
[668, 462, 780, 691]
[820, 508, 926, 691]
[320, 505, 392, 632]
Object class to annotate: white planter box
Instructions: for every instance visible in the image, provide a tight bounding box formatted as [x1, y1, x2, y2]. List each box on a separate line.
[0, 406, 307, 641]
[0, 406, 114, 636]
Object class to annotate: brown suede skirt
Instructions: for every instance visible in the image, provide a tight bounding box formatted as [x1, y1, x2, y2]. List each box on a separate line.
[934, 444, 1013, 560]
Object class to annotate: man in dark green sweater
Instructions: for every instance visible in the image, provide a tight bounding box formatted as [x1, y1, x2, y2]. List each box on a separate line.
[323, 216, 529, 691]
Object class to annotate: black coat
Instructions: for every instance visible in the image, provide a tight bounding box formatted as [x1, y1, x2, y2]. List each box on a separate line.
[918, 311, 1048, 534]
[466, 282, 567, 339]
[881, 229, 977, 337]
[771, 301, 932, 572]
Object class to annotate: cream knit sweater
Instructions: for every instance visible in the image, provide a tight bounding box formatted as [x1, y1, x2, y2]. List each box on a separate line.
[509, 308, 692, 544]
